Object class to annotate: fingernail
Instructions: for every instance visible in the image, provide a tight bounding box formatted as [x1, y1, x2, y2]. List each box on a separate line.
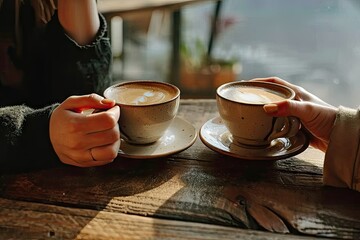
[101, 98, 115, 105]
[263, 104, 278, 113]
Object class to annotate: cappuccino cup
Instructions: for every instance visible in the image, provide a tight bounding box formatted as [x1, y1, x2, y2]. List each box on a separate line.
[216, 81, 300, 147]
[104, 80, 180, 144]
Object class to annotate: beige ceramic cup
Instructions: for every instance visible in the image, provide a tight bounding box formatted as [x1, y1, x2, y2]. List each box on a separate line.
[216, 81, 300, 147]
[104, 80, 180, 145]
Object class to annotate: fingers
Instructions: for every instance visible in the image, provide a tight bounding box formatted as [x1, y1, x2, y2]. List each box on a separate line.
[58, 153, 115, 167]
[56, 109, 120, 167]
[90, 141, 121, 163]
[85, 122, 121, 149]
[249, 77, 334, 107]
[249, 76, 288, 85]
[263, 100, 323, 122]
[248, 76, 296, 89]
[86, 105, 120, 132]
[248, 77, 303, 99]
[57, 138, 120, 168]
[50, 93, 121, 168]
[263, 100, 337, 129]
[263, 100, 337, 151]
[60, 93, 116, 113]
[59, 94, 120, 133]
[68, 105, 120, 134]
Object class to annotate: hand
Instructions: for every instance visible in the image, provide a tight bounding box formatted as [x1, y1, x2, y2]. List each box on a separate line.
[49, 94, 120, 167]
[249, 77, 338, 152]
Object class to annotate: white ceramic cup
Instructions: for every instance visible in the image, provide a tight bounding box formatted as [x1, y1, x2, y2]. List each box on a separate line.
[216, 81, 300, 147]
[104, 80, 180, 145]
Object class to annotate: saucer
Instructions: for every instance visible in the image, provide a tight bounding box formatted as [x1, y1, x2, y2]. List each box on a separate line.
[118, 117, 197, 159]
[199, 116, 309, 160]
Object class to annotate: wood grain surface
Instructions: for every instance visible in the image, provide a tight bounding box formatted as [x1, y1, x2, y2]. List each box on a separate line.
[0, 99, 359, 239]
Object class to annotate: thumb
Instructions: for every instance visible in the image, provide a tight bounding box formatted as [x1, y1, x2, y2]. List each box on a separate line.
[264, 100, 337, 148]
[264, 100, 336, 125]
[60, 94, 116, 113]
[263, 100, 314, 122]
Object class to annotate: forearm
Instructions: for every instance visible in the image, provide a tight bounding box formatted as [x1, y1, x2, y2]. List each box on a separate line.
[58, 0, 100, 45]
[323, 106, 360, 192]
[0, 104, 60, 171]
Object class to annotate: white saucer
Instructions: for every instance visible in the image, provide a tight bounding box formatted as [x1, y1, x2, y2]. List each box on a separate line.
[118, 117, 197, 159]
[200, 116, 309, 160]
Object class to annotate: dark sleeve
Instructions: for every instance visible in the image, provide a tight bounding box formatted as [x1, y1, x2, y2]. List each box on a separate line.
[0, 104, 61, 172]
[25, 11, 113, 108]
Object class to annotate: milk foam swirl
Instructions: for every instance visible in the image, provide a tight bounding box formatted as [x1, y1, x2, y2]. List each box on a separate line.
[222, 86, 286, 104]
[131, 90, 166, 105]
[112, 85, 174, 105]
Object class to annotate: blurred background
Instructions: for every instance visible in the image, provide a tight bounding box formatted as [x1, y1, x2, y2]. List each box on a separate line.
[102, 0, 360, 108]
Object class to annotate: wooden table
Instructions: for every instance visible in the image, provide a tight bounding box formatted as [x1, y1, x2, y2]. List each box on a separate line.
[1, 99, 359, 239]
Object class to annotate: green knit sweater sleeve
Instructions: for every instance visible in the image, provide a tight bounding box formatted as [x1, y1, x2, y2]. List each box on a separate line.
[0, 104, 61, 172]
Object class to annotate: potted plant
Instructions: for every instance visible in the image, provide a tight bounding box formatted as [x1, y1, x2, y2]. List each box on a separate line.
[179, 8, 241, 95]
[180, 38, 241, 92]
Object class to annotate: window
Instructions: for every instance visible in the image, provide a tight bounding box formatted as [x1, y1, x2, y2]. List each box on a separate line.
[181, 0, 359, 107]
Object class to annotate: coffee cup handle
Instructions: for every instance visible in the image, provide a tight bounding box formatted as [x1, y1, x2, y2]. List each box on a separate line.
[267, 116, 300, 141]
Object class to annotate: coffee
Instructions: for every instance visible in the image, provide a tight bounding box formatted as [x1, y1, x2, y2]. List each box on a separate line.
[216, 81, 299, 147]
[220, 86, 286, 104]
[103, 81, 180, 144]
[106, 82, 177, 106]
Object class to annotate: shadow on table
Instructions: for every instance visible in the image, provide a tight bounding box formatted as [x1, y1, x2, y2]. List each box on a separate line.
[0, 156, 176, 238]
[151, 154, 360, 239]
[1, 150, 359, 239]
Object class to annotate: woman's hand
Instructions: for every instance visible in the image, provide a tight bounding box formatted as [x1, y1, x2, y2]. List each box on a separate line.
[49, 94, 120, 167]
[249, 77, 338, 152]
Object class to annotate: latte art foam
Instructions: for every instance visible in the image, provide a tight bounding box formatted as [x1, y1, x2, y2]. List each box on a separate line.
[111, 84, 175, 105]
[222, 86, 286, 104]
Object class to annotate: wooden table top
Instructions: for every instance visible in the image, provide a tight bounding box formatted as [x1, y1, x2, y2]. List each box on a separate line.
[1, 99, 359, 239]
